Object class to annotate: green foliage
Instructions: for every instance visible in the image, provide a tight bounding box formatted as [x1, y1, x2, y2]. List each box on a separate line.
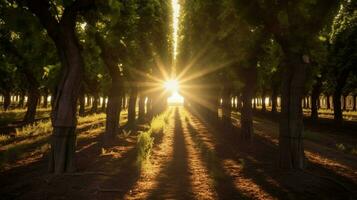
[137, 130, 154, 163]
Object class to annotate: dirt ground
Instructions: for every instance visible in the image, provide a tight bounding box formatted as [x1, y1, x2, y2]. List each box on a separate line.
[0, 106, 356, 200]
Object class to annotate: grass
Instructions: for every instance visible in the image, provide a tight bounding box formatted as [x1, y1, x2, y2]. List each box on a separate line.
[335, 143, 357, 155]
[0, 113, 107, 171]
[136, 110, 171, 168]
[302, 130, 322, 142]
[0, 108, 52, 126]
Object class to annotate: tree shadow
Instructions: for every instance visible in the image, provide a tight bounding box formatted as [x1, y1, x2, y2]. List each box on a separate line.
[184, 117, 248, 199]
[146, 108, 193, 199]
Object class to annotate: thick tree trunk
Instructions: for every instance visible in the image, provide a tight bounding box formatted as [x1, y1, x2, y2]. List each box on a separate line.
[261, 91, 266, 112]
[127, 84, 138, 125]
[271, 90, 277, 114]
[104, 80, 122, 145]
[46, 21, 84, 174]
[333, 69, 350, 125]
[17, 92, 25, 108]
[326, 95, 331, 110]
[240, 68, 256, 140]
[222, 85, 232, 127]
[138, 94, 146, 122]
[24, 88, 40, 123]
[237, 95, 242, 111]
[3, 90, 11, 111]
[48, 127, 76, 173]
[91, 94, 99, 113]
[342, 95, 347, 111]
[310, 78, 322, 121]
[333, 92, 343, 125]
[278, 52, 306, 170]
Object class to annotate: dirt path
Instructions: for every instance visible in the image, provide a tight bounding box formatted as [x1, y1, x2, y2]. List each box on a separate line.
[0, 107, 356, 199]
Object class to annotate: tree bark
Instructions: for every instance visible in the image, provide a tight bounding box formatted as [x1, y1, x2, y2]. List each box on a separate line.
[261, 90, 266, 112]
[326, 95, 331, 110]
[310, 78, 322, 121]
[17, 91, 25, 108]
[240, 68, 256, 140]
[333, 69, 350, 126]
[3, 90, 11, 111]
[104, 79, 122, 145]
[127, 84, 138, 125]
[271, 90, 277, 114]
[91, 94, 99, 113]
[23, 88, 40, 123]
[222, 84, 232, 127]
[342, 95, 347, 111]
[25, 2, 91, 173]
[278, 51, 306, 170]
[138, 94, 146, 122]
[95, 32, 124, 146]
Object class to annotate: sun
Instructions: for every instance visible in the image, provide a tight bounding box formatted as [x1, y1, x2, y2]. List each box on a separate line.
[164, 79, 179, 92]
[164, 79, 184, 105]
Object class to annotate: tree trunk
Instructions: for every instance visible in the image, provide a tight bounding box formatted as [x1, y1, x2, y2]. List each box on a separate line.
[91, 94, 99, 113]
[104, 80, 122, 145]
[278, 51, 306, 170]
[86, 95, 90, 107]
[138, 94, 146, 122]
[42, 18, 85, 174]
[333, 69, 350, 126]
[17, 92, 25, 108]
[23, 88, 40, 123]
[3, 90, 11, 111]
[310, 78, 322, 121]
[271, 90, 277, 114]
[353, 95, 356, 111]
[237, 95, 242, 111]
[101, 96, 106, 112]
[43, 90, 49, 108]
[222, 84, 232, 127]
[262, 91, 266, 112]
[342, 95, 347, 111]
[127, 84, 138, 125]
[326, 95, 331, 110]
[240, 68, 256, 140]
[333, 93, 343, 125]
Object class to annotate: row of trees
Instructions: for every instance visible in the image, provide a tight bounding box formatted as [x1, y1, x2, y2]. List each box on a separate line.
[0, 0, 356, 173]
[178, 0, 356, 169]
[0, 0, 172, 173]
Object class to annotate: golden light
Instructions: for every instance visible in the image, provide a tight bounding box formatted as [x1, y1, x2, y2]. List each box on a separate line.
[167, 91, 184, 105]
[164, 79, 179, 92]
[172, 0, 180, 61]
[164, 79, 184, 105]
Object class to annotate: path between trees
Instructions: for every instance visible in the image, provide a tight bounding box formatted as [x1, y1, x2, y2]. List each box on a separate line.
[0, 107, 356, 199]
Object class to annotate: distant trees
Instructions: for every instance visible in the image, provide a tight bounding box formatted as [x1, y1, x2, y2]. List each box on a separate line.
[0, 0, 355, 174]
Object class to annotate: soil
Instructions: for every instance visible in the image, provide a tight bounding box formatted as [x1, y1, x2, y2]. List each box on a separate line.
[0, 106, 356, 199]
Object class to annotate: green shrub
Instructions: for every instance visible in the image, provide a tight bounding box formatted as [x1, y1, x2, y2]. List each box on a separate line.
[137, 130, 154, 163]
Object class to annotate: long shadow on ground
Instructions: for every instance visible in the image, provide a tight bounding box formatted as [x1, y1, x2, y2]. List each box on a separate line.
[147, 108, 193, 199]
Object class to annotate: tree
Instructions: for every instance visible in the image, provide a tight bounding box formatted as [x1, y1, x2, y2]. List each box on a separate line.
[15, 0, 96, 173]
